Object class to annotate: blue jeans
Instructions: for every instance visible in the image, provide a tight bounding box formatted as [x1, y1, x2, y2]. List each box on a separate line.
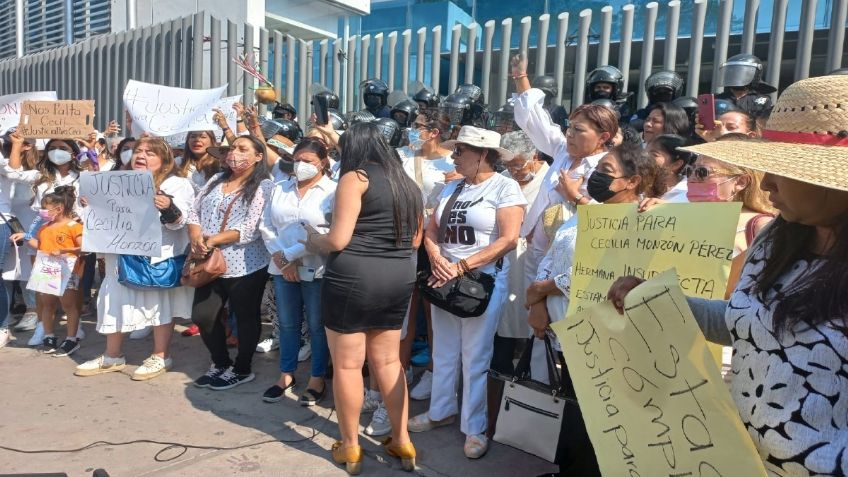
[0, 224, 10, 328]
[274, 276, 327, 377]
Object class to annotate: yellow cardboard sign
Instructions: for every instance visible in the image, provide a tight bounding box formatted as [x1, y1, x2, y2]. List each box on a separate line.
[567, 202, 741, 316]
[17, 100, 95, 139]
[552, 270, 767, 477]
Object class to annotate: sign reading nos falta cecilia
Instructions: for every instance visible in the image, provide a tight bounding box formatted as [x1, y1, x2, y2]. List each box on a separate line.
[79, 171, 162, 257]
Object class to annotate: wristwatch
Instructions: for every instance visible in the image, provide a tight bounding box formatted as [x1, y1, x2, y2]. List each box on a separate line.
[276, 253, 290, 268]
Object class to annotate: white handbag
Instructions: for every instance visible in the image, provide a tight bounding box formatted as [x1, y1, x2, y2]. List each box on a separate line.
[491, 335, 572, 463]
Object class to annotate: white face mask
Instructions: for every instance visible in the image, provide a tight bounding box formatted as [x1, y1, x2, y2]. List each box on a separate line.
[47, 149, 72, 165]
[120, 149, 134, 165]
[293, 161, 320, 182]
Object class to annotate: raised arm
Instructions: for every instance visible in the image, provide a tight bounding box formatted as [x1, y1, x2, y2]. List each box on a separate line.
[510, 55, 567, 157]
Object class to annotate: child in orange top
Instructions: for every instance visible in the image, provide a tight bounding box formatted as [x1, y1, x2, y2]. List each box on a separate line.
[25, 186, 83, 356]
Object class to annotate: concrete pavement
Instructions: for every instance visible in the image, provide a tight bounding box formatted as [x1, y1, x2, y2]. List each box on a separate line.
[0, 319, 556, 477]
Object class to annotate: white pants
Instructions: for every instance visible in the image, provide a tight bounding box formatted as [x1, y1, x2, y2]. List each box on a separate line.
[428, 274, 507, 436]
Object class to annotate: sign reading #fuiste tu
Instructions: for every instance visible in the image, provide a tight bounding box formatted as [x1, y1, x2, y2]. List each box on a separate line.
[17, 100, 95, 139]
[79, 171, 163, 257]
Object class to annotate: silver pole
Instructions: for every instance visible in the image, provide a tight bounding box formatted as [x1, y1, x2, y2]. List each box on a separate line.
[449, 24, 461, 92]
[598, 6, 612, 67]
[465, 23, 478, 86]
[402, 29, 411, 94]
[481, 20, 495, 101]
[346, 35, 356, 111]
[573, 9, 592, 108]
[741, 0, 760, 54]
[498, 18, 512, 106]
[64, 0, 73, 45]
[794, 0, 816, 80]
[431, 26, 442, 93]
[259, 28, 269, 115]
[274, 31, 284, 102]
[320, 39, 328, 86]
[374, 33, 383, 80]
[127, 0, 137, 29]
[619, 4, 635, 92]
[765, 0, 789, 101]
[299, 40, 308, 128]
[243, 23, 254, 101]
[519, 16, 531, 60]
[712, 0, 733, 93]
[192, 12, 204, 90]
[210, 17, 221, 88]
[341, 16, 350, 112]
[554, 12, 569, 105]
[417, 27, 427, 84]
[287, 34, 296, 110]
[686, 0, 708, 98]
[360, 34, 370, 85]
[15, 0, 24, 57]
[227, 20, 237, 96]
[637, 2, 658, 108]
[332, 38, 341, 95]
[826, 0, 847, 72]
[664, 1, 681, 71]
[387, 32, 397, 91]
[536, 14, 550, 76]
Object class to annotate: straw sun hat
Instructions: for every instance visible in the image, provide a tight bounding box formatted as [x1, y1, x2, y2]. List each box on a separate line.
[680, 75, 848, 191]
[442, 125, 514, 163]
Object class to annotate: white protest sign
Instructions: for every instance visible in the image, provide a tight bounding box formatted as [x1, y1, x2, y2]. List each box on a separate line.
[27, 252, 77, 296]
[79, 171, 162, 256]
[164, 94, 242, 147]
[0, 91, 58, 134]
[123, 80, 228, 137]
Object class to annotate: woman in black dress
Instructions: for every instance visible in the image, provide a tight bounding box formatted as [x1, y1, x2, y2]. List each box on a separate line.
[303, 122, 423, 475]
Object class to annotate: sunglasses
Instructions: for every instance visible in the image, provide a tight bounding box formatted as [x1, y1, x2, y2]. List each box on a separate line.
[684, 165, 740, 182]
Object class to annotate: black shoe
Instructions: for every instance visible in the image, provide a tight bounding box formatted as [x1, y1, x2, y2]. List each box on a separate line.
[262, 378, 296, 403]
[299, 386, 325, 407]
[53, 338, 80, 357]
[194, 365, 227, 388]
[41, 336, 58, 354]
[209, 368, 255, 390]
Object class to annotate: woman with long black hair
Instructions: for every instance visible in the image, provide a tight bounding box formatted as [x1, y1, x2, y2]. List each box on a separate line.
[608, 75, 848, 477]
[188, 135, 273, 391]
[303, 122, 423, 474]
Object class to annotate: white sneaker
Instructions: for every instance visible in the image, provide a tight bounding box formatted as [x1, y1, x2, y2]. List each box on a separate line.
[76, 326, 86, 340]
[131, 355, 172, 381]
[410, 370, 433, 401]
[365, 403, 392, 437]
[298, 342, 311, 362]
[255, 337, 279, 353]
[75, 355, 127, 376]
[0, 328, 10, 348]
[362, 388, 382, 413]
[27, 321, 45, 347]
[14, 312, 37, 331]
[129, 327, 152, 340]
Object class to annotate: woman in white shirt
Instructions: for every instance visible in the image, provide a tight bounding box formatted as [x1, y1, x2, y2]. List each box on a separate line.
[646, 134, 693, 202]
[74, 138, 196, 380]
[32, 139, 82, 212]
[179, 131, 220, 190]
[260, 137, 335, 406]
[408, 126, 526, 459]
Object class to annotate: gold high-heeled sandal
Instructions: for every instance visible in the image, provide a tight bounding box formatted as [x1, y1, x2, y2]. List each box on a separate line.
[384, 438, 416, 471]
[331, 441, 363, 475]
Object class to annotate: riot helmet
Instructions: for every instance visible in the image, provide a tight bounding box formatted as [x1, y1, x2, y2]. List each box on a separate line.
[719, 54, 776, 94]
[672, 96, 698, 126]
[412, 86, 440, 110]
[390, 100, 419, 128]
[311, 90, 340, 110]
[645, 70, 685, 104]
[490, 101, 517, 134]
[345, 110, 376, 126]
[586, 65, 625, 101]
[454, 84, 484, 106]
[532, 76, 558, 105]
[374, 118, 402, 148]
[328, 109, 348, 132]
[361, 78, 390, 111]
[440, 93, 473, 126]
[260, 118, 303, 144]
[272, 102, 297, 121]
[591, 99, 620, 119]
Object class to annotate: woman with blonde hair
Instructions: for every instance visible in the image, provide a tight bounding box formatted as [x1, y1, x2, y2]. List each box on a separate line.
[75, 137, 195, 380]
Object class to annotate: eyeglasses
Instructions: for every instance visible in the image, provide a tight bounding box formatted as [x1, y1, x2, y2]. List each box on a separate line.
[684, 165, 740, 182]
[412, 123, 432, 131]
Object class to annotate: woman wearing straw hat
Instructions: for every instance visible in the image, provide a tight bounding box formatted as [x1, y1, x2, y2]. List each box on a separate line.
[609, 75, 848, 477]
[408, 125, 526, 459]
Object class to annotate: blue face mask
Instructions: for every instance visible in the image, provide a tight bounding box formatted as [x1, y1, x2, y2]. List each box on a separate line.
[406, 128, 426, 150]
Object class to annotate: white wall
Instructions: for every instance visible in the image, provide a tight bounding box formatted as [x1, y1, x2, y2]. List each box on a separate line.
[111, 0, 267, 31]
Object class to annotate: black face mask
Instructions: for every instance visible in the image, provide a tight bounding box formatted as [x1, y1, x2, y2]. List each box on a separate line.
[592, 89, 613, 100]
[587, 170, 621, 203]
[649, 88, 674, 104]
[364, 95, 382, 110]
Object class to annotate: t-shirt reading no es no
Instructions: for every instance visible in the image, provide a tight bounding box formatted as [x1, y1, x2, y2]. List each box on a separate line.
[434, 174, 527, 274]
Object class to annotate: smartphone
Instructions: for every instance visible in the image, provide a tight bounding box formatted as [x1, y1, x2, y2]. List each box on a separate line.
[697, 93, 716, 130]
[298, 266, 316, 282]
[312, 93, 330, 126]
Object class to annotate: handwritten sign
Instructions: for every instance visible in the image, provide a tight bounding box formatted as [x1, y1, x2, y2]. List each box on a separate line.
[164, 94, 243, 147]
[552, 270, 767, 477]
[567, 202, 740, 316]
[79, 171, 162, 256]
[0, 91, 58, 134]
[17, 100, 95, 139]
[123, 80, 228, 137]
[27, 252, 77, 296]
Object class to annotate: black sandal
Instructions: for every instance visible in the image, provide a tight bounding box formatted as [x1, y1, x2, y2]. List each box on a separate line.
[262, 378, 296, 403]
[299, 386, 325, 406]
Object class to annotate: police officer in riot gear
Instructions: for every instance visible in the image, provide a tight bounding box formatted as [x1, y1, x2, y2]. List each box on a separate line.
[390, 99, 419, 129]
[374, 118, 403, 148]
[490, 101, 518, 135]
[360, 78, 391, 118]
[532, 75, 570, 132]
[629, 70, 685, 128]
[412, 86, 441, 112]
[453, 84, 490, 128]
[716, 54, 776, 119]
[585, 65, 633, 119]
[272, 102, 297, 121]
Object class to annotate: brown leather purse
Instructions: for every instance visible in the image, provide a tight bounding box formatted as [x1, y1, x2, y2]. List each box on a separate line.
[180, 191, 241, 288]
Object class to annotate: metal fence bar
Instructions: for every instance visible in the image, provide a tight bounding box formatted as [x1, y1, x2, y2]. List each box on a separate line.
[664, 1, 681, 71]
[519, 16, 531, 60]
[449, 24, 461, 92]
[361, 35, 371, 87]
[431, 26, 442, 93]
[168, 19, 179, 86]
[765, 0, 789, 101]
[465, 23, 477, 85]
[191, 12, 203, 89]
[795, 0, 817, 80]
[332, 38, 342, 94]
[227, 20, 237, 96]
[637, 2, 658, 108]
[554, 12, 569, 104]
[416, 27, 426, 84]
[686, 0, 708, 97]
[573, 9, 592, 107]
[299, 40, 308, 126]
[387, 32, 397, 91]
[825, 0, 847, 72]
[346, 35, 356, 111]
[741, 0, 760, 54]
[712, 0, 733, 93]
[210, 17, 221, 88]
[243, 23, 254, 102]
[536, 14, 549, 76]
[498, 18, 512, 106]
[156, 23, 166, 85]
[481, 20, 495, 103]
[287, 34, 296, 109]
[374, 33, 383, 80]
[401, 30, 411, 94]
[320, 39, 328, 86]
[259, 28, 269, 115]
[619, 5, 635, 92]
[598, 6, 613, 67]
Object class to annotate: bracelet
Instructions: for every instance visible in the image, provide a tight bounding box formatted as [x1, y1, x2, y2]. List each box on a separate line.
[512, 73, 528, 80]
[455, 263, 464, 278]
[572, 194, 585, 206]
[459, 259, 471, 274]
[221, 126, 230, 131]
[236, 119, 244, 123]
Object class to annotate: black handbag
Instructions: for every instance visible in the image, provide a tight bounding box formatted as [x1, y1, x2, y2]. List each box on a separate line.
[416, 181, 501, 318]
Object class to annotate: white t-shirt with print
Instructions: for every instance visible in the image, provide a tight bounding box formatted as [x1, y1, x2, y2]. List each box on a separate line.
[398, 147, 455, 210]
[434, 173, 527, 274]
